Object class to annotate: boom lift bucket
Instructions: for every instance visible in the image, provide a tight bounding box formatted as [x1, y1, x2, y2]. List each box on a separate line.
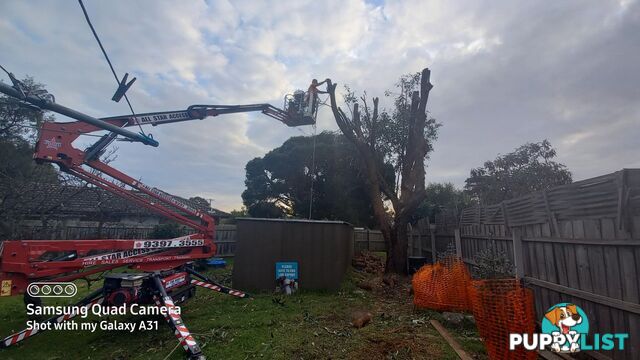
[284, 89, 317, 126]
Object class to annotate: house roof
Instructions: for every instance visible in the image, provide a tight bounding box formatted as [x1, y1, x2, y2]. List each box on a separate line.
[2, 181, 230, 219]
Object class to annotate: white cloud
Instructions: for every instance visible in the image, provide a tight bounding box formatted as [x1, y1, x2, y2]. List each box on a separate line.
[1, 0, 639, 211]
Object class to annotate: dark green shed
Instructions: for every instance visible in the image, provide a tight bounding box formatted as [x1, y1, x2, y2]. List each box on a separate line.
[232, 218, 354, 291]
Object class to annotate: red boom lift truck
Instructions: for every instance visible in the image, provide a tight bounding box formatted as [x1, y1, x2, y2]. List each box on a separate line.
[0, 72, 317, 359]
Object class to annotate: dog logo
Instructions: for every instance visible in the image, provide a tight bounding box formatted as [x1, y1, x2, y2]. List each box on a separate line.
[542, 303, 589, 353]
[511, 302, 628, 353]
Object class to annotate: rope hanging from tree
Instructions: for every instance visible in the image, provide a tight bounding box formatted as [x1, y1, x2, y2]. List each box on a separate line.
[308, 122, 317, 219]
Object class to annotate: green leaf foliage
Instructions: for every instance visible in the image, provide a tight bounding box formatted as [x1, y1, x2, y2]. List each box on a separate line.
[464, 140, 572, 204]
[242, 132, 389, 227]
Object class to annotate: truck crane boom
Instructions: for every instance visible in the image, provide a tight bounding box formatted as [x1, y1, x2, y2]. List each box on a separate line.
[0, 79, 311, 295]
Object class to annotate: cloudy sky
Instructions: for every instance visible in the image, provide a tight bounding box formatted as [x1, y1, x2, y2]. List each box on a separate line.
[1, 0, 638, 211]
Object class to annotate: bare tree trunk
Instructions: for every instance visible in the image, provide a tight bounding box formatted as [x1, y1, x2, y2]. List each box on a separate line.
[326, 68, 434, 275]
[386, 218, 409, 273]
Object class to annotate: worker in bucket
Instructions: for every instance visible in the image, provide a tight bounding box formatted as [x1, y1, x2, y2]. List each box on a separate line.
[304, 78, 328, 120]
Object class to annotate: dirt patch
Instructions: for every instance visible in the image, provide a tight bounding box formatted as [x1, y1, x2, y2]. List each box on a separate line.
[345, 259, 454, 359]
[350, 327, 445, 360]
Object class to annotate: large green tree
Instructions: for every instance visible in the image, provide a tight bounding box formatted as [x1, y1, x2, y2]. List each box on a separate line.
[0, 77, 59, 239]
[327, 68, 440, 274]
[242, 132, 385, 227]
[0, 77, 51, 141]
[413, 183, 474, 223]
[464, 140, 572, 204]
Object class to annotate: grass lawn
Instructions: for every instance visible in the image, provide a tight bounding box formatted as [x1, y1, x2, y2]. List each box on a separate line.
[0, 256, 487, 359]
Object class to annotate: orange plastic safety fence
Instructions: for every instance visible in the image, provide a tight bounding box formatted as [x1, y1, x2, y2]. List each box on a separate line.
[412, 257, 471, 312]
[469, 278, 537, 360]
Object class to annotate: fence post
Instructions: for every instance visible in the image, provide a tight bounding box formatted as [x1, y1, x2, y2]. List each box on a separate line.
[367, 229, 370, 251]
[512, 229, 525, 279]
[407, 223, 414, 257]
[417, 229, 422, 257]
[430, 224, 437, 263]
[454, 228, 462, 259]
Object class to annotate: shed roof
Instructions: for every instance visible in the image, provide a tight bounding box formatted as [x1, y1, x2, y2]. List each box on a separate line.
[236, 217, 352, 226]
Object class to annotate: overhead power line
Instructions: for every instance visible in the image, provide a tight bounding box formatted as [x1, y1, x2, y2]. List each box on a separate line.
[77, 0, 145, 136]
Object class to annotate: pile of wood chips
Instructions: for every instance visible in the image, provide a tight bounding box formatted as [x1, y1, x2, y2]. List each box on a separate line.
[352, 251, 384, 275]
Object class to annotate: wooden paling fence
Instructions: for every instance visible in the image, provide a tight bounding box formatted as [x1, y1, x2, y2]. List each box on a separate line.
[213, 224, 236, 257]
[353, 228, 385, 253]
[409, 169, 640, 360]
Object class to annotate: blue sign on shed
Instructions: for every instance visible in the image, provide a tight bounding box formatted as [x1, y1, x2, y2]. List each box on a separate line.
[275, 262, 298, 280]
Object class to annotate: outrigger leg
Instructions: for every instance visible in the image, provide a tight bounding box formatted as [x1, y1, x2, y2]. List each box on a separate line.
[151, 274, 205, 360]
[185, 267, 250, 299]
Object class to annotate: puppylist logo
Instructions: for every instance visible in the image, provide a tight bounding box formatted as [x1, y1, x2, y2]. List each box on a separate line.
[510, 302, 629, 353]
